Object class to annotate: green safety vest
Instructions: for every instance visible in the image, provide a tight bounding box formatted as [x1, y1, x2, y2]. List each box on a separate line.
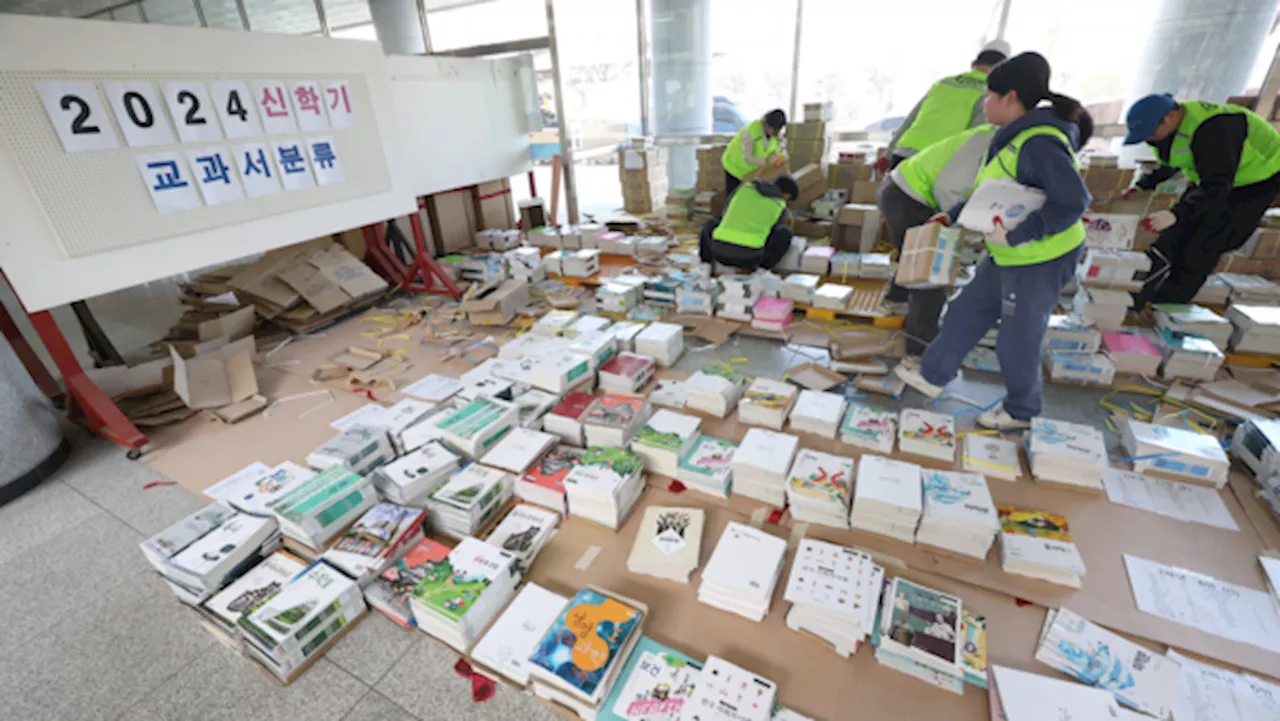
[1166, 101, 1280, 187]
[898, 124, 996, 209]
[712, 183, 786, 249]
[895, 68, 988, 153]
[722, 119, 781, 180]
[974, 125, 1085, 267]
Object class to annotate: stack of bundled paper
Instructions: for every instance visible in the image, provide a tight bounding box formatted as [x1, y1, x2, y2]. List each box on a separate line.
[684, 365, 747, 418]
[1027, 418, 1108, 492]
[240, 560, 366, 682]
[1033, 607, 1180, 718]
[424, 463, 512, 538]
[698, 521, 787, 622]
[738, 377, 798, 430]
[607, 320, 647, 351]
[1193, 274, 1231, 305]
[850, 455, 922, 543]
[1218, 272, 1280, 304]
[682, 656, 778, 721]
[306, 424, 394, 476]
[533, 309, 580, 337]
[751, 296, 794, 333]
[516, 444, 582, 514]
[631, 408, 702, 477]
[322, 502, 427, 583]
[916, 469, 999, 560]
[839, 404, 897, 454]
[784, 539, 884, 657]
[597, 352, 655, 393]
[801, 246, 835, 275]
[543, 391, 595, 446]
[527, 587, 646, 720]
[268, 465, 378, 554]
[410, 537, 519, 651]
[780, 274, 821, 303]
[1044, 314, 1102, 353]
[873, 576, 967, 693]
[634, 322, 684, 366]
[1043, 350, 1116, 385]
[627, 506, 705, 583]
[1157, 329, 1225, 380]
[199, 551, 305, 650]
[961, 435, 1021, 482]
[1121, 420, 1230, 488]
[860, 253, 893, 278]
[140, 503, 281, 605]
[468, 582, 568, 688]
[730, 428, 800, 506]
[1077, 248, 1151, 291]
[676, 435, 737, 498]
[581, 393, 650, 447]
[1072, 286, 1132, 331]
[432, 397, 520, 458]
[813, 283, 853, 310]
[1228, 304, 1280, 354]
[483, 503, 559, 572]
[997, 506, 1087, 588]
[786, 448, 855, 529]
[716, 275, 761, 321]
[899, 409, 957, 463]
[1153, 303, 1232, 347]
[1101, 331, 1162, 376]
[1231, 418, 1280, 479]
[564, 446, 647, 530]
[363, 538, 451, 628]
[600, 636, 701, 719]
[788, 389, 847, 439]
[989, 665, 1126, 719]
[481, 427, 558, 476]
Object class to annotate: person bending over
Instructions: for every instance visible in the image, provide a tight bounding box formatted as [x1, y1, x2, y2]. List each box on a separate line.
[699, 176, 798, 270]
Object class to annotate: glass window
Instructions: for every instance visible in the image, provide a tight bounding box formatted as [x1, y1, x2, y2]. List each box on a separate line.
[426, 0, 548, 53]
[711, 0, 797, 121]
[244, 0, 321, 34]
[112, 3, 146, 22]
[142, 0, 201, 26]
[200, 0, 246, 29]
[330, 23, 379, 42]
[553, 0, 641, 151]
[323, 0, 372, 29]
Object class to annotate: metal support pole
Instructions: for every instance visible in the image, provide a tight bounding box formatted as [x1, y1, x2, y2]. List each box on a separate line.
[313, 0, 331, 35]
[136, 0, 148, 23]
[995, 0, 1012, 40]
[415, 0, 433, 53]
[636, 0, 651, 135]
[790, 0, 804, 121]
[192, 0, 209, 27]
[545, 0, 578, 224]
[235, 0, 251, 30]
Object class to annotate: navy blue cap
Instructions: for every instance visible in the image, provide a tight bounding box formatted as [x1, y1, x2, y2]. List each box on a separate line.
[1123, 94, 1178, 145]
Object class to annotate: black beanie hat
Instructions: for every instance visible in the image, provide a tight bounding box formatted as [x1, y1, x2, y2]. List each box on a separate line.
[986, 51, 1051, 107]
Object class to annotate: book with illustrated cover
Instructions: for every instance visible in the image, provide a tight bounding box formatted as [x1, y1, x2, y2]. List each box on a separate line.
[786, 449, 853, 505]
[364, 538, 451, 627]
[632, 410, 701, 453]
[140, 502, 238, 570]
[580, 446, 646, 478]
[899, 409, 956, 461]
[880, 577, 962, 669]
[485, 503, 558, 569]
[1029, 419, 1107, 465]
[205, 462, 315, 516]
[840, 405, 896, 453]
[682, 655, 776, 721]
[409, 538, 514, 623]
[550, 392, 596, 421]
[523, 445, 584, 494]
[239, 561, 359, 654]
[322, 502, 425, 580]
[203, 551, 307, 630]
[627, 506, 704, 581]
[529, 587, 644, 700]
[583, 394, 648, 429]
[676, 436, 736, 492]
[921, 470, 997, 525]
[742, 378, 796, 409]
[169, 513, 276, 582]
[600, 636, 701, 721]
[429, 464, 508, 512]
[960, 611, 988, 689]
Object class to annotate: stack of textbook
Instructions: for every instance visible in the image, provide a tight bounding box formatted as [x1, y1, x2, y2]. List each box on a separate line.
[698, 521, 787, 622]
[239, 560, 366, 682]
[634, 322, 684, 366]
[581, 393, 650, 447]
[322, 502, 427, 583]
[788, 390, 847, 439]
[597, 352, 655, 393]
[681, 656, 777, 721]
[1158, 329, 1225, 381]
[676, 435, 737, 498]
[370, 440, 461, 504]
[730, 428, 800, 506]
[627, 505, 705, 583]
[600, 636, 702, 719]
[737, 377, 798, 430]
[998, 506, 1087, 588]
[1121, 420, 1229, 488]
[874, 576, 966, 693]
[849, 455, 922, 543]
[305, 424, 394, 476]
[961, 435, 1022, 482]
[410, 537, 519, 651]
[564, 446, 647, 529]
[785, 448, 855, 529]
[1028, 418, 1108, 493]
[433, 396, 520, 457]
[544, 392, 595, 446]
[839, 404, 896, 454]
[684, 365, 747, 418]
[898, 409, 957, 463]
[1153, 303, 1232, 347]
[916, 470, 999, 560]
[363, 537, 451, 628]
[1227, 304, 1280, 354]
[481, 427, 558, 476]
[424, 464, 512, 538]
[517, 444, 582, 514]
[267, 465, 378, 554]
[483, 503, 559, 572]
[630, 409, 702, 477]
[141, 503, 281, 605]
[199, 551, 305, 650]
[469, 582, 569, 687]
[784, 539, 885, 657]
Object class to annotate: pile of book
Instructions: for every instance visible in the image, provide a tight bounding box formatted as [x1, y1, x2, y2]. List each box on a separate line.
[141, 502, 281, 606]
[484, 503, 559, 572]
[528, 586, 646, 720]
[788, 389, 847, 439]
[716, 275, 760, 321]
[961, 435, 1021, 482]
[1072, 286, 1132, 331]
[698, 521, 787, 622]
[751, 296, 794, 333]
[813, 283, 853, 310]
[204, 461, 315, 517]
[682, 656, 778, 721]
[1077, 248, 1150, 292]
[364, 537, 451, 628]
[1158, 329, 1225, 380]
[564, 446, 646, 530]
[433, 396, 520, 457]
[240, 560, 366, 682]
[1027, 418, 1108, 493]
[1227, 304, 1280, 354]
[481, 427, 558, 476]
[730, 428, 800, 506]
[989, 664, 1127, 720]
[839, 404, 896, 454]
[916, 469, 999, 560]
[597, 352, 655, 393]
[268, 465, 378, 555]
[627, 505, 705, 583]
[631, 408, 702, 477]
[675, 435, 737, 498]
[997, 506, 1087, 588]
[785, 448, 855, 529]
[199, 550, 305, 651]
[321, 502, 426, 583]
[469, 582, 569, 687]
[738, 377, 798, 430]
[1101, 331, 1162, 376]
[634, 322, 684, 366]
[424, 463, 512, 538]
[780, 274, 821, 303]
[849, 455, 922, 543]
[1218, 272, 1280, 304]
[410, 536, 519, 651]
[543, 391, 595, 446]
[1153, 303, 1232, 347]
[899, 409, 957, 463]
[371, 440, 461, 504]
[516, 444, 581, 514]
[1044, 314, 1101, 353]
[600, 636, 701, 719]
[305, 424, 394, 475]
[1121, 420, 1230, 488]
[581, 393, 650, 447]
[783, 538, 884, 658]
[683, 365, 747, 418]
[873, 576, 967, 693]
[1043, 350, 1115, 386]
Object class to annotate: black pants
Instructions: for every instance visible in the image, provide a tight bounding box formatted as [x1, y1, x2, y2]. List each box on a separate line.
[725, 170, 742, 197]
[700, 219, 793, 270]
[877, 178, 947, 355]
[888, 154, 906, 170]
[1134, 171, 1280, 308]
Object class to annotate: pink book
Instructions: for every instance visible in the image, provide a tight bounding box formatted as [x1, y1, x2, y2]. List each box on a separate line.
[803, 246, 836, 260]
[1102, 332, 1160, 357]
[753, 296, 795, 322]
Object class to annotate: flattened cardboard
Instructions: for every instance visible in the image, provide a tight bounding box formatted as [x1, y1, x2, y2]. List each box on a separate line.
[331, 347, 383, 370]
[461, 279, 531, 325]
[195, 305, 256, 342]
[855, 374, 904, 396]
[304, 247, 389, 299]
[169, 336, 259, 410]
[830, 331, 892, 360]
[786, 362, 845, 391]
[214, 394, 269, 424]
[277, 265, 350, 315]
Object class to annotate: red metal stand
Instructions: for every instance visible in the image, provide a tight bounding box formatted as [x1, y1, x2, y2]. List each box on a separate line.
[0, 300, 61, 403]
[361, 202, 463, 298]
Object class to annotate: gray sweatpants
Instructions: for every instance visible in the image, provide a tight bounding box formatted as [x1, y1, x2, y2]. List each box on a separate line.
[877, 179, 946, 355]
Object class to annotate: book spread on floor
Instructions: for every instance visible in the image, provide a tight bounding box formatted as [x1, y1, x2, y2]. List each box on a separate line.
[470, 582, 569, 686]
[600, 636, 701, 721]
[364, 537, 452, 628]
[528, 587, 645, 702]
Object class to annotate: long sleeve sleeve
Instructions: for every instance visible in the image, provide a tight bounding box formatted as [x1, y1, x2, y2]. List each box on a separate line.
[1171, 114, 1246, 224]
[1005, 136, 1092, 247]
[1135, 165, 1178, 190]
[738, 127, 766, 166]
[889, 97, 925, 155]
[969, 94, 987, 128]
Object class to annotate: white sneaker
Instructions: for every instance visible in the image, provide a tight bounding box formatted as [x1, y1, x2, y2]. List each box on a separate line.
[893, 362, 944, 399]
[977, 409, 1031, 430]
[881, 300, 909, 315]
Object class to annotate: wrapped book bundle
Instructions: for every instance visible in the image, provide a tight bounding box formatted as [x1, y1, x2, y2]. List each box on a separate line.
[410, 536, 519, 651]
[785, 448, 855, 529]
[849, 455, 922, 543]
[676, 435, 737, 498]
[1027, 418, 1108, 493]
[997, 506, 1087, 588]
[698, 521, 787, 622]
[627, 505, 705, 583]
[783, 538, 884, 657]
[564, 446, 647, 530]
[738, 377, 798, 430]
[141, 502, 281, 606]
[916, 469, 999, 561]
[730, 428, 799, 506]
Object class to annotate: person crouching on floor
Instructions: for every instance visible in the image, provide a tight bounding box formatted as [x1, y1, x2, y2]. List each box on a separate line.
[893, 51, 1093, 430]
[699, 176, 799, 270]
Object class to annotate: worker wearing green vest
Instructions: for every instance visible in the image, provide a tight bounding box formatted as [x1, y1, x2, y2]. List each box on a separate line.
[721, 109, 787, 196]
[879, 123, 997, 355]
[1123, 94, 1280, 308]
[881, 42, 1010, 172]
[894, 52, 1094, 430]
[699, 176, 799, 270]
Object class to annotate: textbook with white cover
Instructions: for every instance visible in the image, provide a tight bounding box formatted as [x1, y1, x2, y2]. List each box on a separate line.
[469, 582, 569, 687]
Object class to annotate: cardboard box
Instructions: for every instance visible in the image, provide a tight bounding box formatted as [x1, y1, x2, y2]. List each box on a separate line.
[786, 362, 845, 391]
[793, 218, 833, 239]
[169, 336, 258, 410]
[277, 264, 351, 315]
[460, 279, 531, 326]
[194, 305, 255, 343]
[828, 162, 872, 192]
[850, 180, 878, 205]
[476, 178, 516, 230]
[895, 223, 960, 288]
[1083, 168, 1125, 195]
[789, 121, 828, 140]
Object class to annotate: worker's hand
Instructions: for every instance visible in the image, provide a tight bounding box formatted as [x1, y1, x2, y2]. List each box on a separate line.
[925, 212, 951, 227]
[1120, 187, 1139, 200]
[769, 152, 787, 168]
[1140, 210, 1177, 233]
[873, 156, 891, 174]
[985, 217, 1010, 247]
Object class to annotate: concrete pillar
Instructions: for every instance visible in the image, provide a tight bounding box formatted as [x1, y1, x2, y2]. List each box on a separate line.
[369, 0, 427, 56]
[651, 0, 712, 191]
